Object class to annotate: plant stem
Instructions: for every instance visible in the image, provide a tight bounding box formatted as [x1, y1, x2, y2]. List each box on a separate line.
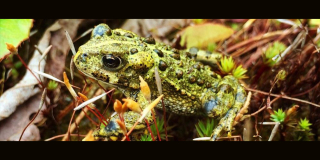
[19, 89, 47, 141]
[268, 122, 280, 141]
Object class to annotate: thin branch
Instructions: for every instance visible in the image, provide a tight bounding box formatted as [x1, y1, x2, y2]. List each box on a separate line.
[244, 87, 320, 108]
[227, 28, 298, 53]
[19, 89, 47, 141]
[268, 122, 280, 141]
[45, 134, 86, 141]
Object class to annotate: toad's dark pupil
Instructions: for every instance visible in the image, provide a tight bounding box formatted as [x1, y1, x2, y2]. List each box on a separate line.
[102, 55, 121, 68]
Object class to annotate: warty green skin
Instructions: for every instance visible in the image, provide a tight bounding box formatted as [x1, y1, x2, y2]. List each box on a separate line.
[73, 24, 247, 141]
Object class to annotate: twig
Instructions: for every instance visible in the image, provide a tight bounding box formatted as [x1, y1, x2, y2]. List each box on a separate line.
[45, 134, 86, 141]
[250, 97, 281, 117]
[231, 38, 272, 57]
[122, 119, 140, 141]
[226, 28, 298, 53]
[193, 135, 243, 141]
[19, 89, 47, 141]
[151, 110, 161, 141]
[16, 53, 44, 88]
[161, 99, 168, 141]
[101, 89, 114, 117]
[244, 87, 320, 108]
[298, 19, 320, 53]
[81, 108, 99, 126]
[63, 109, 76, 141]
[155, 68, 168, 141]
[37, 45, 52, 81]
[73, 28, 93, 42]
[65, 30, 76, 55]
[291, 81, 320, 97]
[268, 122, 280, 141]
[258, 122, 278, 125]
[144, 119, 156, 141]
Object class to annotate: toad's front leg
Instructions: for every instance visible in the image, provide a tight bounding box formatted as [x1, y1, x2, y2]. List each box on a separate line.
[203, 76, 246, 141]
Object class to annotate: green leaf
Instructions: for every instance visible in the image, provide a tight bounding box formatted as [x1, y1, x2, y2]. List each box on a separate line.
[276, 70, 286, 81]
[263, 41, 286, 66]
[150, 117, 174, 140]
[180, 23, 234, 49]
[299, 118, 312, 131]
[232, 65, 248, 79]
[195, 119, 215, 137]
[219, 56, 235, 74]
[0, 19, 33, 59]
[140, 134, 153, 141]
[270, 109, 286, 123]
[195, 124, 204, 137]
[47, 80, 59, 91]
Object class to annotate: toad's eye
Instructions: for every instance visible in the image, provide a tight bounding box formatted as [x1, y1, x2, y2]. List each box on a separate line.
[102, 54, 122, 69]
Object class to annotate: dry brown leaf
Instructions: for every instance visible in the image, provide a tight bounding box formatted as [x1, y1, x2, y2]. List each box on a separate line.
[180, 23, 234, 49]
[0, 93, 46, 140]
[0, 22, 61, 121]
[8, 124, 40, 141]
[0, 19, 83, 141]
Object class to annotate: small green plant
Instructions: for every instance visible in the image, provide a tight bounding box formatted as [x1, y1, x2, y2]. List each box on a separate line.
[232, 65, 248, 79]
[276, 70, 286, 81]
[298, 118, 312, 131]
[219, 56, 235, 74]
[294, 118, 314, 141]
[270, 109, 286, 123]
[263, 41, 286, 66]
[150, 117, 174, 140]
[140, 134, 152, 141]
[195, 118, 216, 137]
[47, 80, 58, 91]
[219, 56, 247, 79]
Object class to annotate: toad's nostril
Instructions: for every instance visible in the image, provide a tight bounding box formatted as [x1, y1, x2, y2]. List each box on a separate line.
[81, 53, 88, 62]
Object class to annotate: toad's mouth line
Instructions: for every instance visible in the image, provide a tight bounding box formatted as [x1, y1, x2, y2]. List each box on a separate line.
[77, 68, 128, 90]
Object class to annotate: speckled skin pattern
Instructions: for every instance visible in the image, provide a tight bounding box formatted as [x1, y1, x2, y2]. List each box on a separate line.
[74, 24, 247, 141]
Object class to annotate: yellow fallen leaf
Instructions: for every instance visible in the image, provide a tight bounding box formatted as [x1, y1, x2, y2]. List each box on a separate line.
[180, 23, 234, 49]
